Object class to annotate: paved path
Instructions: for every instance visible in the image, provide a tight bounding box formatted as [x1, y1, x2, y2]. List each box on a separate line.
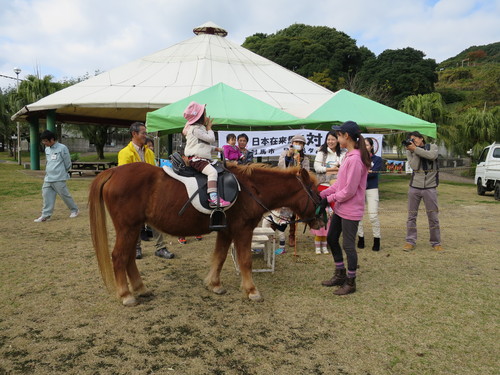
[439, 172, 474, 184]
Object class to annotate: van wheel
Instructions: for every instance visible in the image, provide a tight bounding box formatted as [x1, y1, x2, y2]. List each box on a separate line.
[477, 178, 486, 195]
[495, 183, 500, 201]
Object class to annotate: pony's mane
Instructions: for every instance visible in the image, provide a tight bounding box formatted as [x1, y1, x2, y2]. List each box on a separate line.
[227, 162, 293, 176]
[228, 163, 317, 183]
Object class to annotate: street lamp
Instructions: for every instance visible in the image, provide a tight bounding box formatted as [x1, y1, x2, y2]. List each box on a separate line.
[14, 68, 21, 165]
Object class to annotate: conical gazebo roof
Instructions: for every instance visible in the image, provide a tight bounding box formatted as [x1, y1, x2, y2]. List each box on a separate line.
[13, 22, 333, 125]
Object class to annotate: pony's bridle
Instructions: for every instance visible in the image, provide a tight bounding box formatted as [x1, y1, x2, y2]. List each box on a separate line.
[240, 172, 323, 226]
[292, 174, 322, 224]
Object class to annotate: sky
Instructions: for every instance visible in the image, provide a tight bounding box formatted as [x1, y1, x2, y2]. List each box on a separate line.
[0, 0, 498, 90]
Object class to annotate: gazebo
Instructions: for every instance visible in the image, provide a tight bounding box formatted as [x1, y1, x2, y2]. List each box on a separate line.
[12, 21, 334, 169]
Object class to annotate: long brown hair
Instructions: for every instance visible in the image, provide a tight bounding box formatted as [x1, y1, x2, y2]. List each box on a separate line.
[355, 134, 372, 168]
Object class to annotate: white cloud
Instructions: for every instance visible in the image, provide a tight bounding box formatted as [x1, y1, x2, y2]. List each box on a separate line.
[0, 0, 498, 89]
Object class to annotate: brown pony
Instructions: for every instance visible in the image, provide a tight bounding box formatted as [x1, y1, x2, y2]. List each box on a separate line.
[89, 163, 323, 306]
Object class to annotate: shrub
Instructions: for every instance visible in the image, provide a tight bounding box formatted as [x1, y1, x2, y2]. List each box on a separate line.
[444, 68, 473, 83]
[437, 88, 466, 104]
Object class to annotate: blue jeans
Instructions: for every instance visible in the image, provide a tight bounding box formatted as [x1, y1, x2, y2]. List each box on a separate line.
[41, 181, 78, 217]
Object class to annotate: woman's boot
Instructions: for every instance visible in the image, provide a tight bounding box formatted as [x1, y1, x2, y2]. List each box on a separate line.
[333, 277, 356, 295]
[321, 268, 346, 287]
[357, 236, 365, 249]
[372, 238, 380, 251]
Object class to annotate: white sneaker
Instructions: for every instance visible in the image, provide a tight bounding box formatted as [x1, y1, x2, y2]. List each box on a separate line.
[322, 247, 329, 254]
[69, 210, 79, 218]
[34, 216, 50, 222]
[315, 248, 322, 255]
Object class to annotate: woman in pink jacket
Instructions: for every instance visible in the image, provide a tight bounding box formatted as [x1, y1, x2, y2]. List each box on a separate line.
[318, 121, 371, 295]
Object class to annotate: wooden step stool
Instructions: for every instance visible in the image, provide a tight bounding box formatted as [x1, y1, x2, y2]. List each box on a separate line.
[231, 227, 276, 273]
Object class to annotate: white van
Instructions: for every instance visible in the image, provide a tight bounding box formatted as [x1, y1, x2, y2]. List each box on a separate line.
[475, 143, 500, 200]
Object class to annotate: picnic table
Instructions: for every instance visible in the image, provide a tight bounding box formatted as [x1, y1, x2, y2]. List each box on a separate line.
[69, 161, 117, 177]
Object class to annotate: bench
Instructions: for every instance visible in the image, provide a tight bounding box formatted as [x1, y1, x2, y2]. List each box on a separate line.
[69, 161, 117, 177]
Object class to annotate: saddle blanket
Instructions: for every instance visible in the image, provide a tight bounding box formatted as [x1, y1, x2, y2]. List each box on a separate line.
[162, 165, 237, 215]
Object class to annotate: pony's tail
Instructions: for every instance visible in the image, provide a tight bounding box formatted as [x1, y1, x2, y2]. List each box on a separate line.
[88, 170, 116, 294]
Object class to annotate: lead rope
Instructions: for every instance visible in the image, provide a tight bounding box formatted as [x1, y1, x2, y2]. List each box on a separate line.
[293, 152, 301, 258]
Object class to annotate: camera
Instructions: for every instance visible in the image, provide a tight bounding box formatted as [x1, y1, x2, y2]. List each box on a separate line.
[402, 139, 413, 147]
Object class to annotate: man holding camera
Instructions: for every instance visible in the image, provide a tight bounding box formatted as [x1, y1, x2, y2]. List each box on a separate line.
[403, 131, 443, 251]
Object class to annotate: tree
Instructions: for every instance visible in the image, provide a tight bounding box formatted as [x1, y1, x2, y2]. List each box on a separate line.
[242, 24, 375, 91]
[399, 92, 445, 124]
[308, 69, 335, 90]
[0, 88, 17, 154]
[16, 74, 62, 106]
[467, 50, 487, 62]
[357, 47, 438, 107]
[460, 108, 499, 159]
[77, 125, 110, 160]
[382, 92, 446, 155]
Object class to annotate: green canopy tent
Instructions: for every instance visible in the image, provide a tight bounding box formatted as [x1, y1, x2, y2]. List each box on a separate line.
[146, 82, 322, 133]
[306, 89, 437, 138]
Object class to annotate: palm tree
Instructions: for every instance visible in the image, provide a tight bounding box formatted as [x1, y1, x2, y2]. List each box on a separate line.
[16, 74, 61, 106]
[385, 92, 447, 156]
[399, 92, 445, 124]
[460, 108, 498, 160]
[0, 88, 19, 155]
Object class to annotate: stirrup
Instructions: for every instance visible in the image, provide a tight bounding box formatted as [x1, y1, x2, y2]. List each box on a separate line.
[209, 208, 227, 231]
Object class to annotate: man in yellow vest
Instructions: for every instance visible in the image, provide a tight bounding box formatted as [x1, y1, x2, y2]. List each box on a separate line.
[118, 122, 175, 260]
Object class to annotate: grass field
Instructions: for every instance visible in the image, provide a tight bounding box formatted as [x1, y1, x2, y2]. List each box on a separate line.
[0, 162, 498, 375]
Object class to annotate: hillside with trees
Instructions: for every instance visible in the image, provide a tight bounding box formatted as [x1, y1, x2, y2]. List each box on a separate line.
[244, 27, 499, 158]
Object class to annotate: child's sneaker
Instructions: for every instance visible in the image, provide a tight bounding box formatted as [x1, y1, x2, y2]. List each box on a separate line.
[178, 237, 187, 245]
[195, 236, 203, 241]
[322, 247, 329, 254]
[275, 247, 286, 255]
[208, 197, 230, 208]
[315, 248, 322, 255]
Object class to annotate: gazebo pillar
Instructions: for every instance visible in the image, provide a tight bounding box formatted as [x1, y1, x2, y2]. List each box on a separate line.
[29, 117, 40, 170]
[46, 110, 56, 132]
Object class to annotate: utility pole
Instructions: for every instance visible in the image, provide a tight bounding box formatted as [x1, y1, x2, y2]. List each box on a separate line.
[14, 67, 22, 165]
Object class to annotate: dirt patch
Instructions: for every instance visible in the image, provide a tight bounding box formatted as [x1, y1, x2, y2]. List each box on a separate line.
[0, 169, 498, 375]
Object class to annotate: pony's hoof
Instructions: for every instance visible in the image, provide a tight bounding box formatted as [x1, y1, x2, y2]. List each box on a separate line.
[248, 292, 263, 302]
[136, 287, 152, 297]
[122, 295, 138, 307]
[212, 286, 227, 295]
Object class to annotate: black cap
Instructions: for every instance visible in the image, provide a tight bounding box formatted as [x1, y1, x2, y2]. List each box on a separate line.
[332, 121, 361, 139]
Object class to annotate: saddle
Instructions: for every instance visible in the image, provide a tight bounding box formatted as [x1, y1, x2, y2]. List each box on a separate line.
[165, 152, 240, 214]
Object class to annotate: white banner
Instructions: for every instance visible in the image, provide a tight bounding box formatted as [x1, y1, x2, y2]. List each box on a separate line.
[218, 130, 383, 157]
